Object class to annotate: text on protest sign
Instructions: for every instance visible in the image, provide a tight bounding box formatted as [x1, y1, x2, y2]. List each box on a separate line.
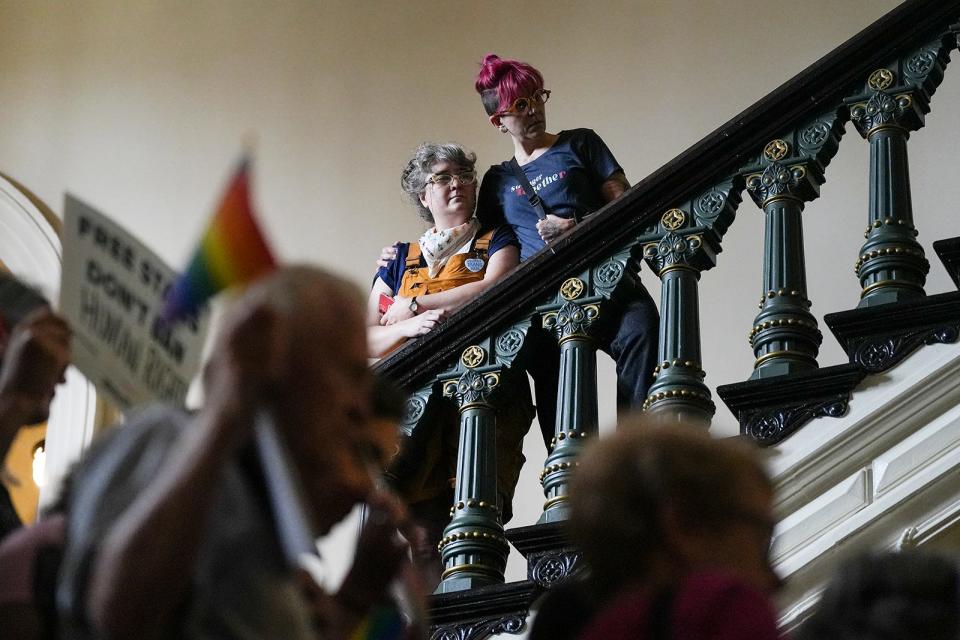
[60, 195, 209, 411]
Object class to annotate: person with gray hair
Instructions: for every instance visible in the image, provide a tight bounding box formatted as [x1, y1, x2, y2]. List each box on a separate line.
[367, 141, 519, 358]
[56, 266, 415, 640]
[367, 144, 528, 584]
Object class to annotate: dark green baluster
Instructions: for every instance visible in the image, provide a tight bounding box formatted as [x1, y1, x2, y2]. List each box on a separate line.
[641, 223, 715, 424]
[538, 277, 600, 523]
[435, 345, 509, 593]
[746, 143, 823, 378]
[849, 67, 933, 306]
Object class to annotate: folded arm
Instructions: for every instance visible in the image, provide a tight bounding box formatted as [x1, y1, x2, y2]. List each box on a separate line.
[366, 279, 443, 358]
[537, 172, 629, 242]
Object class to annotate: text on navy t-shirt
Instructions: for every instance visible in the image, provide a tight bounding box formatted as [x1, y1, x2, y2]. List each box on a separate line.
[477, 128, 623, 262]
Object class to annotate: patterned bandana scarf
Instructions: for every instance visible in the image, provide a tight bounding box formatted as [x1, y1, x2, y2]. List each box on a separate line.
[419, 217, 481, 278]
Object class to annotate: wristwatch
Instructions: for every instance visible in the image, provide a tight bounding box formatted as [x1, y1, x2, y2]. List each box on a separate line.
[408, 296, 419, 313]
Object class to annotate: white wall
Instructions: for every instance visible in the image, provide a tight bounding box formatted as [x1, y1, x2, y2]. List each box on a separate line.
[2, 0, 958, 584]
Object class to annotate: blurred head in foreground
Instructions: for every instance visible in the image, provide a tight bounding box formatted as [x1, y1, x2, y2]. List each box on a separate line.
[796, 550, 960, 640]
[568, 419, 779, 597]
[214, 265, 392, 533]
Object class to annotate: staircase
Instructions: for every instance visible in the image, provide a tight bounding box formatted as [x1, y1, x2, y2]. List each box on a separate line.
[373, 1, 960, 636]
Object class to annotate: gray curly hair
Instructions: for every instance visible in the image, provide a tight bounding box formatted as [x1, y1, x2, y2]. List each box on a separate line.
[400, 142, 477, 224]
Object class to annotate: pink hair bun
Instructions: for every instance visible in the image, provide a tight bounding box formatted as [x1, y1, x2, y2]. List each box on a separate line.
[474, 53, 544, 115]
[475, 53, 507, 93]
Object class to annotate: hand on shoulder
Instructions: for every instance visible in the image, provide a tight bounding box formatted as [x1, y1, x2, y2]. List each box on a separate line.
[376, 243, 400, 269]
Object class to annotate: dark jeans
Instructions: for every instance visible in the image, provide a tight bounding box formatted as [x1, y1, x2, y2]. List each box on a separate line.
[607, 286, 660, 412]
[527, 285, 660, 444]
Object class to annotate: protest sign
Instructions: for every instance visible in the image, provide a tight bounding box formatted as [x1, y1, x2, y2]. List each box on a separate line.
[59, 195, 209, 411]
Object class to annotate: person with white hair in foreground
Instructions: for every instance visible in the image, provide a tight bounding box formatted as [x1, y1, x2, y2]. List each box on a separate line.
[58, 266, 419, 640]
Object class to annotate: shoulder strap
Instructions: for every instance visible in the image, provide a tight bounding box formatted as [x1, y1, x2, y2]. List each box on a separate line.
[405, 243, 422, 269]
[648, 587, 675, 640]
[473, 228, 495, 252]
[508, 158, 549, 220]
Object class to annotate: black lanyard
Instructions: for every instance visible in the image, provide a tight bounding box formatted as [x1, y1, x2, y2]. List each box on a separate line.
[508, 157, 549, 220]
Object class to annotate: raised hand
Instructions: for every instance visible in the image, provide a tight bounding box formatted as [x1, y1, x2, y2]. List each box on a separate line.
[201, 299, 283, 442]
[0, 307, 71, 426]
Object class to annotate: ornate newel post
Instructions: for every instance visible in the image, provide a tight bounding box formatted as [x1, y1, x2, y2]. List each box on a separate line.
[435, 343, 510, 594]
[745, 133, 836, 378]
[844, 45, 951, 306]
[640, 219, 717, 424]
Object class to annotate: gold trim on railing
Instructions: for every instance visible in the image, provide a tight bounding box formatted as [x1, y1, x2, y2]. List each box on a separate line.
[440, 563, 504, 581]
[868, 68, 895, 91]
[859, 278, 925, 298]
[542, 495, 569, 511]
[753, 349, 818, 369]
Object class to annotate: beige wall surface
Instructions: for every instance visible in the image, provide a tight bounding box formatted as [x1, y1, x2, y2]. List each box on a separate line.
[2, 0, 958, 583]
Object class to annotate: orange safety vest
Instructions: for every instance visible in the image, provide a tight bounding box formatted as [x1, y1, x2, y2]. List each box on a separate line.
[397, 229, 495, 297]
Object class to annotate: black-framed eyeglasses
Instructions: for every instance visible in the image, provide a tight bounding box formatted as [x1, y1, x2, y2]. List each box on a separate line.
[496, 89, 551, 117]
[427, 170, 477, 187]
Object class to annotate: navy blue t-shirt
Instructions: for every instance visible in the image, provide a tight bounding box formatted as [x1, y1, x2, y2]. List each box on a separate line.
[477, 128, 623, 262]
[374, 225, 518, 293]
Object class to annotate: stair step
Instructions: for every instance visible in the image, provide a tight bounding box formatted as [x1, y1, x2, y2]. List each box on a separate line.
[506, 521, 584, 589]
[825, 290, 960, 373]
[716, 364, 865, 446]
[428, 580, 539, 638]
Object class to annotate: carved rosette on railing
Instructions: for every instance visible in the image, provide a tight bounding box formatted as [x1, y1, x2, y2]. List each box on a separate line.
[741, 114, 844, 378]
[743, 396, 848, 446]
[384, 382, 439, 491]
[399, 385, 432, 437]
[535, 246, 641, 522]
[430, 615, 527, 640]
[844, 37, 952, 306]
[435, 330, 529, 594]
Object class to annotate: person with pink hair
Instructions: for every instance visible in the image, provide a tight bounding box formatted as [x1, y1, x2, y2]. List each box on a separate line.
[374, 55, 659, 439]
[474, 53, 659, 420]
[474, 54, 630, 252]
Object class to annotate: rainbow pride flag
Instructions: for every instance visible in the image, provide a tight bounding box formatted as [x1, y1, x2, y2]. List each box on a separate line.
[163, 157, 276, 322]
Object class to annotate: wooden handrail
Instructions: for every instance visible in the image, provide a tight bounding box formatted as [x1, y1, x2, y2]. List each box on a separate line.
[375, 0, 960, 390]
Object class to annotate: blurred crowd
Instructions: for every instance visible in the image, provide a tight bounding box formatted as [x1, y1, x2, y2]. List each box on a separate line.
[0, 267, 957, 639]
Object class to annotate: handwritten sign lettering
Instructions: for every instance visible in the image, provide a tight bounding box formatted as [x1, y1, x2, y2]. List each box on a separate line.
[60, 195, 209, 411]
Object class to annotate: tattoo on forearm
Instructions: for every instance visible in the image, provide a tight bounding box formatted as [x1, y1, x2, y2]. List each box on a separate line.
[601, 172, 631, 203]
